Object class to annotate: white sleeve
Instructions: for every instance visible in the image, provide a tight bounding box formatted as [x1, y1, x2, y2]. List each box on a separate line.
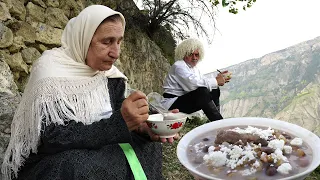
[203, 72, 219, 90]
[175, 66, 218, 92]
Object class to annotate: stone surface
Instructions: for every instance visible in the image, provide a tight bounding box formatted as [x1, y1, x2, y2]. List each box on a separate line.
[44, 0, 59, 8]
[21, 47, 41, 64]
[0, 2, 11, 21]
[10, 0, 26, 21]
[45, 7, 68, 28]
[31, 0, 47, 8]
[0, 50, 29, 73]
[26, 2, 46, 23]
[10, 21, 37, 44]
[8, 36, 26, 53]
[0, 58, 21, 164]
[0, 23, 13, 48]
[33, 22, 63, 45]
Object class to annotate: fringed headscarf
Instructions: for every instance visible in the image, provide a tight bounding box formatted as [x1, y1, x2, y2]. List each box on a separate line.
[2, 5, 127, 179]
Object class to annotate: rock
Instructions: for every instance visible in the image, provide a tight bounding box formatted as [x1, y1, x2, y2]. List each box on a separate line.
[8, 36, 26, 53]
[0, 51, 29, 73]
[31, 0, 47, 8]
[45, 0, 59, 8]
[10, 0, 26, 21]
[32, 22, 63, 46]
[21, 47, 41, 64]
[12, 21, 37, 44]
[0, 59, 21, 164]
[0, 23, 13, 48]
[0, 2, 12, 21]
[26, 2, 46, 23]
[45, 7, 68, 28]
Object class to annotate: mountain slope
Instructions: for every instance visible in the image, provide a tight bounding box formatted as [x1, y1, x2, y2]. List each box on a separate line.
[220, 36, 320, 135]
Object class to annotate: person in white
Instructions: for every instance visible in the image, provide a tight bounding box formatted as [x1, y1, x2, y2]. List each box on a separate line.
[161, 38, 230, 121]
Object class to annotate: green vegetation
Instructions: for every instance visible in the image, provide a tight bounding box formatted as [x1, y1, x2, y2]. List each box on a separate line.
[162, 117, 208, 179]
[217, 0, 257, 14]
[138, 0, 257, 42]
[162, 117, 320, 179]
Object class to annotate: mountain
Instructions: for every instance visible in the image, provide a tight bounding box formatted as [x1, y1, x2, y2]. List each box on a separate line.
[220, 36, 320, 135]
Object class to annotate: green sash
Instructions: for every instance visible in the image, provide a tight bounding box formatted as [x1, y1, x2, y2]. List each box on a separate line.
[119, 143, 147, 180]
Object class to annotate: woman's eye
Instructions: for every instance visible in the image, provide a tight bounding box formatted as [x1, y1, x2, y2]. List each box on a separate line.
[104, 41, 111, 45]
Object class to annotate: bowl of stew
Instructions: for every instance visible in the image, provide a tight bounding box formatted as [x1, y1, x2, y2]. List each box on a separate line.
[177, 117, 320, 180]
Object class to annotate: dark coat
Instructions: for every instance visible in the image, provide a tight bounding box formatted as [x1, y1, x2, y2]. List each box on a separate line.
[16, 78, 163, 180]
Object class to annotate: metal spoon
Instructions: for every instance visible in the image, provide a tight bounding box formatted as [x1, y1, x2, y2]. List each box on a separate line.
[148, 102, 168, 117]
[148, 102, 188, 120]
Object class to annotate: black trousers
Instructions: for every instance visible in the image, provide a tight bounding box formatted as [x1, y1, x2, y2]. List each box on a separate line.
[164, 87, 220, 114]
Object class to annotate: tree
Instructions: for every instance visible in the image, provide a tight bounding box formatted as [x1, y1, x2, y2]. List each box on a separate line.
[214, 0, 257, 14]
[136, 0, 257, 42]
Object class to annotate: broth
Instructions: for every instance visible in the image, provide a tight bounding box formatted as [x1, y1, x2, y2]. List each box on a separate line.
[187, 126, 312, 180]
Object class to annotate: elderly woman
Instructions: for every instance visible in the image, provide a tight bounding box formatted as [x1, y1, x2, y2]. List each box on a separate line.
[2, 5, 175, 180]
[161, 38, 230, 122]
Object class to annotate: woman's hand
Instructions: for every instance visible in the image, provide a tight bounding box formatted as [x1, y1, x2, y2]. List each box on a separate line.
[137, 123, 180, 143]
[136, 109, 181, 143]
[121, 91, 149, 131]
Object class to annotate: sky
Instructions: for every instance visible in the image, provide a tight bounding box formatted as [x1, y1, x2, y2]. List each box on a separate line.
[197, 0, 320, 73]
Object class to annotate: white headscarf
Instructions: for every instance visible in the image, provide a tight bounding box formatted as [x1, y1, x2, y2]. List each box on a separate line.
[2, 5, 127, 179]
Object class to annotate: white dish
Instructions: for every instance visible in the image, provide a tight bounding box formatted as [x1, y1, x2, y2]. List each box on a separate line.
[177, 117, 320, 180]
[147, 113, 187, 138]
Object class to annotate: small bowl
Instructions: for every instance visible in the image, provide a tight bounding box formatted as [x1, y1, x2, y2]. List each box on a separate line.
[147, 113, 187, 138]
[177, 117, 320, 180]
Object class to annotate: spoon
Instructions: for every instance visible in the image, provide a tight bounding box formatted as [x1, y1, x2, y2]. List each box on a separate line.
[148, 102, 168, 117]
[148, 102, 188, 120]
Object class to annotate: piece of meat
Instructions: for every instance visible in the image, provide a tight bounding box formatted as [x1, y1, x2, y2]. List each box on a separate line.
[215, 130, 268, 146]
[214, 130, 242, 144]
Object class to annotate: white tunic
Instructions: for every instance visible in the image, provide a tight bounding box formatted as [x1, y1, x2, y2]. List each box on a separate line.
[161, 60, 218, 109]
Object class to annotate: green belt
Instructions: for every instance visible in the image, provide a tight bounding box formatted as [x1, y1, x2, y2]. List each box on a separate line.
[119, 143, 147, 180]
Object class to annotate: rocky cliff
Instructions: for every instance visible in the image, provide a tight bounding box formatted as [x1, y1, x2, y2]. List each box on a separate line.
[220, 36, 320, 135]
[0, 0, 170, 164]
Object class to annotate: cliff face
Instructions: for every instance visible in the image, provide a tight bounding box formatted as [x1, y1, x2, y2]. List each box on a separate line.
[220, 36, 320, 135]
[0, 0, 170, 164]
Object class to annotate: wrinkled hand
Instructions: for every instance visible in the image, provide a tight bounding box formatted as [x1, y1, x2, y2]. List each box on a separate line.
[121, 91, 149, 131]
[137, 109, 181, 143]
[222, 70, 232, 83]
[216, 73, 225, 86]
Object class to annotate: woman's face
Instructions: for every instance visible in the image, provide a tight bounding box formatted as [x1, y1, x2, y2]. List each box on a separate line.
[86, 20, 124, 71]
[184, 49, 200, 67]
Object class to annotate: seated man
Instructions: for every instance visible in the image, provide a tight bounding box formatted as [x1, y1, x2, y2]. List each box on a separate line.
[161, 38, 230, 121]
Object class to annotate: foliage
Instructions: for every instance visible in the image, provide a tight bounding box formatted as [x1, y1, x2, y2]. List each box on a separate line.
[306, 166, 320, 180]
[162, 116, 207, 179]
[138, 0, 216, 42]
[137, 0, 256, 43]
[211, 0, 257, 14]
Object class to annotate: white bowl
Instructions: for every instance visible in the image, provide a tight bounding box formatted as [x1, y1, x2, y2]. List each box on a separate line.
[147, 113, 187, 138]
[177, 117, 320, 180]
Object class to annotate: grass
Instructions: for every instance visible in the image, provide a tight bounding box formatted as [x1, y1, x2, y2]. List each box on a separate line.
[162, 117, 320, 180]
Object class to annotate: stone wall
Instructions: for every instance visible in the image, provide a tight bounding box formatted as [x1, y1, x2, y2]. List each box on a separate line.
[0, 0, 170, 165]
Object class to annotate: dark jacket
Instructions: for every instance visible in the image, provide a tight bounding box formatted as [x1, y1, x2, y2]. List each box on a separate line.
[16, 78, 163, 180]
